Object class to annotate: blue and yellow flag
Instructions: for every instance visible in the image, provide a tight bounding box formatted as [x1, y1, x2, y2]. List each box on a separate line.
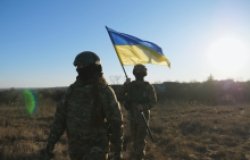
[106, 27, 170, 67]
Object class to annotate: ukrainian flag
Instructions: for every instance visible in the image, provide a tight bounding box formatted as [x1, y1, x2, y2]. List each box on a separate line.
[106, 27, 170, 67]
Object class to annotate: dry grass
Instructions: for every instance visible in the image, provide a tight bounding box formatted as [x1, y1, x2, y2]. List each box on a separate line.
[1, 101, 250, 160]
[149, 102, 250, 160]
[0, 101, 68, 160]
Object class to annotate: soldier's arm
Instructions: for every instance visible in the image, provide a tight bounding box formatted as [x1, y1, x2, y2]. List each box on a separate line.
[145, 83, 157, 110]
[46, 90, 68, 152]
[121, 81, 131, 110]
[102, 86, 123, 158]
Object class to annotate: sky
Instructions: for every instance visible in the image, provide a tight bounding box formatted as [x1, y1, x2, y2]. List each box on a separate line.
[1, 0, 250, 88]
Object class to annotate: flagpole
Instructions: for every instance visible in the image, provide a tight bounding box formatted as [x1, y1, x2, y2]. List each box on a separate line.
[105, 26, 129, 79]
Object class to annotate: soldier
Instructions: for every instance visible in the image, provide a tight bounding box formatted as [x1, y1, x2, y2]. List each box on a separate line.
[41, 51, 123, 160]
[123, 64, 157, 160]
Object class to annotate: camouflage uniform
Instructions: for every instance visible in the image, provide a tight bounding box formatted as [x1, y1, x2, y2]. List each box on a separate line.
[44, 51, 123, 160]
[123, 79, 157, 160]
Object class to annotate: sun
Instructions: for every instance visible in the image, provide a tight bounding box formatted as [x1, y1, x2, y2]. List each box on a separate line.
[206, 36, 249, 78]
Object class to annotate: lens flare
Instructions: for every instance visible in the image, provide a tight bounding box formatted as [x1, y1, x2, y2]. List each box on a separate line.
[23, 89, 37, 116]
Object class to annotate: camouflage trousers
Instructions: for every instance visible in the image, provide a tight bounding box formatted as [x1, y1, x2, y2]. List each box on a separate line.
[125, 110, 149, 160]
[68, 136, 109, 160]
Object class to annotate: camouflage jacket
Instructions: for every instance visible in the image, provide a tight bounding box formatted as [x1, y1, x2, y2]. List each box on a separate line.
[46, 79, 123, 155]
[123, 80, 157, 111]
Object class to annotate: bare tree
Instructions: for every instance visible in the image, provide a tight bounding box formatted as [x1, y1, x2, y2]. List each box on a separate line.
[109, 75, 122, 84]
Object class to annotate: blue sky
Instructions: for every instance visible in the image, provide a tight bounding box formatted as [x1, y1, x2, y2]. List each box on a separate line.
[1, 0, 250, 88]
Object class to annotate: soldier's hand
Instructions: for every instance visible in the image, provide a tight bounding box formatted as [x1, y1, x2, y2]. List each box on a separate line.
[124, 78, 131, 84]
[39, 148, 54, 160]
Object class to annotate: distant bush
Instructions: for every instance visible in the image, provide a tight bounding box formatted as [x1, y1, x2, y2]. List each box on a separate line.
[0, 89, 23, 105]
[0, 80, 249, 106]
[155, 80, 250, 105]
[0, 87, 66, 106]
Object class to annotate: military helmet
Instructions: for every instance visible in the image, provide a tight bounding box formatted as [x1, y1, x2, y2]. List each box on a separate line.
[133, 64, 147, 77]
[73, 51, 100, 67]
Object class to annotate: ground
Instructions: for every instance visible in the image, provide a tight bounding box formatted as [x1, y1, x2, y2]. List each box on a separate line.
[1, 101, 250, 160]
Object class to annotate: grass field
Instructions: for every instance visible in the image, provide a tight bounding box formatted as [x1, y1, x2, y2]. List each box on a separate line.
[1, 101, 250, 160]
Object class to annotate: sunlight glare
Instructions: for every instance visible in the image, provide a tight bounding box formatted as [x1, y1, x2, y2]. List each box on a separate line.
[206, 36, 249, 77]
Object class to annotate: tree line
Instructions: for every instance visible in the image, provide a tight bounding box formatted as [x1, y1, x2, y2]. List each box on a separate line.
[1, 79, 250, 106]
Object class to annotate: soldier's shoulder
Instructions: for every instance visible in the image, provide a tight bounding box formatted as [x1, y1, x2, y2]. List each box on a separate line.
[66, 81, 78, 91]
[99, 84, 114, 93]
[131, 80, 151, 85]
[143, 81, 151, 85]
[99, 84, 117, 98]
[65, 83, 75, 93]
[65, 81, 91, 95]
[128, 80, 137, 86]
[68, 83, 75, 89]
[143, 81, 155, 89]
